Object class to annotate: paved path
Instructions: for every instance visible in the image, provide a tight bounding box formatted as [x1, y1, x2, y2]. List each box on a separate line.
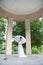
[0, 54, 43, 65]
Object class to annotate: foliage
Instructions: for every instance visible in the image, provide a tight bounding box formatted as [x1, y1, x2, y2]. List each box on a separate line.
[30, 19, 43, 48]
[32, 46, 40, 54]
[0, 18, 6, 50]
[0, 50, 5, 54]
[12, 42, 18, 54]
[13, 21, 25, 37]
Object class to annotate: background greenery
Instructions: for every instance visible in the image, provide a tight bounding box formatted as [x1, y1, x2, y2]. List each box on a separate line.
[0, 17, 43, 54]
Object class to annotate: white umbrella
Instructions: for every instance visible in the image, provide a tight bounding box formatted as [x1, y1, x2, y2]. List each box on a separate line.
[14, 35, 26, 44]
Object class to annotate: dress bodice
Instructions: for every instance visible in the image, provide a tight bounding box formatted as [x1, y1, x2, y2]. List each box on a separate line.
[19, 41, 22, 45]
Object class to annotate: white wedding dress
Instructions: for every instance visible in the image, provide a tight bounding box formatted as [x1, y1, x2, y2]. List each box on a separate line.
[18, 41, 27, 58]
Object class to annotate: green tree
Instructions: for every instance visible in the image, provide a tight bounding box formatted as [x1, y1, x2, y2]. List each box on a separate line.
[0, 18, 6, 50]
[13, 21, 25, 37]
[30, 19, 43, 48]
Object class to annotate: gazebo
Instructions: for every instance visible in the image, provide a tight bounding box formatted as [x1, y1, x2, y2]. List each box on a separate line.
[0, 0, 43, 55]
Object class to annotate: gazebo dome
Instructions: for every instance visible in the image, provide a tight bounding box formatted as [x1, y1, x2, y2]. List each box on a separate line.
[0, 0, 43, 21]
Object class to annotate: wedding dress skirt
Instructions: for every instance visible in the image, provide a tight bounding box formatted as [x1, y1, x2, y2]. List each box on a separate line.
[18, 44, 27, 58]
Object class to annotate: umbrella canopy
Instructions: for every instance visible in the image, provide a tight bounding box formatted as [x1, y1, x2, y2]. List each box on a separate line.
[14, 35, 26, 44]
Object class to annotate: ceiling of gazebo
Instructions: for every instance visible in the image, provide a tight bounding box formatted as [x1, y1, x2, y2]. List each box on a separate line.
[0, 0, 43, 21]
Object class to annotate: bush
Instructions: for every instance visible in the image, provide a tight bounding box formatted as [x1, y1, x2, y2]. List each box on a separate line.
[32, 46, 40, 54]
[12, 42, 18, 54]
[12, 46, 18, 54]
[0, 50, 5, 54]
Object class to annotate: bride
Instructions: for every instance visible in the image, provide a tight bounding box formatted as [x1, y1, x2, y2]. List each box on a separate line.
[18, 36, 27, 57]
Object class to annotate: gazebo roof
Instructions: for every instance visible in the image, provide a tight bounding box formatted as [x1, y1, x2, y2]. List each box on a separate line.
[0, 0, 43, 21]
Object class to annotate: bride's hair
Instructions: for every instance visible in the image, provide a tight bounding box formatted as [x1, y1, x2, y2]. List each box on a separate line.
[20, 36, 22, 41]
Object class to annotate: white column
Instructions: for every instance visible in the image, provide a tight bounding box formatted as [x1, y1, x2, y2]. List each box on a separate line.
[42, 15, 43, 20]
[25, 19, 31, 55]
[6, 18, 13, 55]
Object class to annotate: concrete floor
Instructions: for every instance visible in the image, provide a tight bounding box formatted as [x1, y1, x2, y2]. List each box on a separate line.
[0, 54, 43, 65]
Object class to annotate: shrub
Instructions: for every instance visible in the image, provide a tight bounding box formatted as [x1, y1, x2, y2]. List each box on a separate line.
[32, 46, 40, 54]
